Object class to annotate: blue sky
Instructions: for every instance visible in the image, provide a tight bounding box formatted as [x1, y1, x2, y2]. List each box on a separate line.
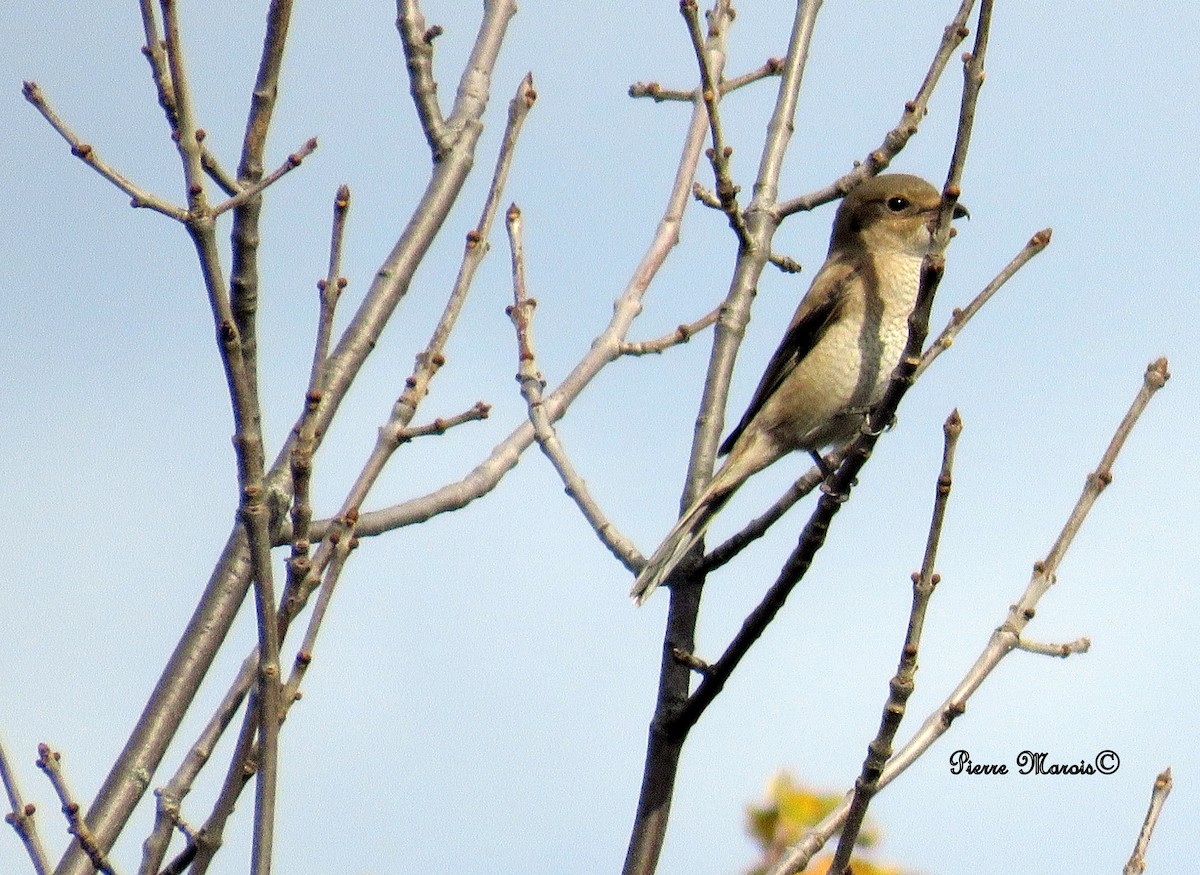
[2, 2, 1197, 874]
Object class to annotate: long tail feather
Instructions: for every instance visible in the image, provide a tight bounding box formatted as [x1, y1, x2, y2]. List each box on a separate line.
[629, 481, 727, 605]
[631, 430, 782, 605]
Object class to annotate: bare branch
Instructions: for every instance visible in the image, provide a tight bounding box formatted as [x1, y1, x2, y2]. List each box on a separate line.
[1123, 768, 1173, 875]
[136, 0, 174, 126]
[700, 456, 832, 573]
[691, 181, 721, 209]
[769, 252, 803, 273]
[136, 0, 235, 194]
[917, 227, 1051, 378]
[0, 733, 50, 875]
[681, 0, 750, 247]
[21, 81, 186, 219]
[37, 744, 118, 875]
[200, 148, 241, 197]
[619, 305, 720, 356]
[775, 0, 976, 219]
[347, 66, 705, 540]
[314, 185, 352, 383]
[73, 5, 520, 861]
[182, 698, 261, 875]
[629, 57, 783, 102]
[625, 4, 821, 872]
[292, 184, 353, 558]
[629, 81, 693, 102]
[1015, 635, 1090, 657]
[228, 0, 298, 425]
[507, 205, 642, 570]
[402, 402, 493, 442]
[768, 358, 1172, 875]
[721, 58, 786, 95]
[943, 0, 991, 205]
[397, 0, 451, 158]
[280, 536, 357, 712]
[158, 8, 286, 872]
[137, 660, 254, 875]
[829, 411, 960, 875]
[211, 136, 317, 217]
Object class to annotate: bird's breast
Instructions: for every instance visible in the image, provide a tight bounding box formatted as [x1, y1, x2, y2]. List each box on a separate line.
[762, 252, 924, 451]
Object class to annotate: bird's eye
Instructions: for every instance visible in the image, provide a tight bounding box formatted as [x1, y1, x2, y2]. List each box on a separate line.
[886, 196, 910, 212]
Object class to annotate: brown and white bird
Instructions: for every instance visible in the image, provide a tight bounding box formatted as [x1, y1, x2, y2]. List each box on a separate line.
[631, 174, 966, 604]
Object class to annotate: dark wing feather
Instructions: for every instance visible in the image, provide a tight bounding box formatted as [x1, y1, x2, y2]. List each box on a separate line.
[719, 260, 857, 456]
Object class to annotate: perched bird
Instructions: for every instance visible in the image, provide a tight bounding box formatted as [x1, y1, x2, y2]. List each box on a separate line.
[631, 173, 967, 604]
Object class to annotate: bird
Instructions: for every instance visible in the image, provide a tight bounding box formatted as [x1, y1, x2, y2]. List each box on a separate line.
[631, 173, 967, 604]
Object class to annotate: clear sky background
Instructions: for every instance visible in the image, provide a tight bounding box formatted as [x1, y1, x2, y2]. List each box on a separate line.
[2, 3, 1196, 874]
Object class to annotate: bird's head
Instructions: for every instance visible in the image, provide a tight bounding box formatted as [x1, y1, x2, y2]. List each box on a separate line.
[829, 173, 968, 259]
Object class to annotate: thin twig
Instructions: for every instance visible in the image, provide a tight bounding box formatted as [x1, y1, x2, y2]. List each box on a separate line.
[211, 136, 317, 217]
[400, 403, 492, 441]
[700, 454, 836, 573]
[1015, 636, 1090, 657]
[37, 744, 118, 875]
[182, 698, 262, 875]
[769, 252, 803, 273]
[629, 81, 694, 102]
[681, 0, 750, 247]
[137, 660, 254, 875]
[768, 358, 1171, 875]
[507, 205, 642, 569]
[228, 0, 298, 429]
[21, 81, 186, 219]
[283, 183, 352, 689]
[0, 734, 50, 875]
[280, 535, 356, 711]
[721, 58, 785, 94]
[619, 305, 720, 356]
[70, 5, 521, 868]
[1123, 768, 1173, 875]
[943, 0, 991, 206]
[200, 148, 242, 197]
[136, 1, 236, 195]
[624, 5, 817, 874]
[629, 58, 784, 102]
[137, 0, 174, 127]
[775, 0, 977, 219]
[313, 185, 352, 387]
[396, 0, 452, 159]
[828, 411, 961, 875]
[916, 227, 1051, 378]
[293, 184, 353, 541]
[160, 4, 285, 874]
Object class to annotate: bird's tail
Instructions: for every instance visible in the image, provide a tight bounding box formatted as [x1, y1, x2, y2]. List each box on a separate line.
[629, 476, 732, 605]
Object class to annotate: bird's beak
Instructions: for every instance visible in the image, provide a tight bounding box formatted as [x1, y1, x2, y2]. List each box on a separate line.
[953, 202, 970, 220]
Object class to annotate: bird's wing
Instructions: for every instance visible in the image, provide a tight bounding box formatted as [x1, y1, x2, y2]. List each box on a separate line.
[718, 259, 857, 456]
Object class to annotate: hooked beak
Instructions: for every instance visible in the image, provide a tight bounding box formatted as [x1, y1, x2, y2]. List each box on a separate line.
[952, 202, 970, 220]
